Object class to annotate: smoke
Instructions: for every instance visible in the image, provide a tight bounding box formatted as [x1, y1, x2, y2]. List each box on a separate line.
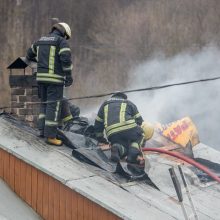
[78, 46, 220, 149]
[127, 46, 220, 149]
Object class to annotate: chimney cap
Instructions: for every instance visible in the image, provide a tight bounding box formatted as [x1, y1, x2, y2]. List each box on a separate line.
[7, 57, 37, 70]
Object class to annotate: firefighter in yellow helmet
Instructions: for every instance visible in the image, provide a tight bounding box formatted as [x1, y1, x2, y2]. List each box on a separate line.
[141, 121, 154, 141]
[26, 22, 73, 146]
[94, 92, 147, 166]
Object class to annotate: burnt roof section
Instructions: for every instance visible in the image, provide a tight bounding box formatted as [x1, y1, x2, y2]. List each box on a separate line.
[7, 57, 37, 69]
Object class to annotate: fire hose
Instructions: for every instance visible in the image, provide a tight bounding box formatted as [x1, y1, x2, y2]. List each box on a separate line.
[142, 147, 220, 184]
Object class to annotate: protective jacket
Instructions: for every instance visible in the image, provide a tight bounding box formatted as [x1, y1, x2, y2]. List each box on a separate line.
[94, 97, 143, 138]
[26, 30, 72, 84]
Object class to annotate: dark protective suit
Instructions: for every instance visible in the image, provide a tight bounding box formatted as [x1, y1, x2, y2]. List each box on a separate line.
[60, 98, 80, 126]
[26, 29, 73, 138]
[94, 96, 145, 162]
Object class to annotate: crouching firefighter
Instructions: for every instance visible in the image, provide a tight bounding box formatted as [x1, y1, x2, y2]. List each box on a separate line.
[26, 22, 73, 146]
[94, 92, 146, 166]
[59, 97, 80, 129]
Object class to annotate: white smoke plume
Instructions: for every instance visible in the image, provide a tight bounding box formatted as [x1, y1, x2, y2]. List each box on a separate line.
[127, 46, 220, 149]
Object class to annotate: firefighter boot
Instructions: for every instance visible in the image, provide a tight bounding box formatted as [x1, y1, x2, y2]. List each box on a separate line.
[127, 147, 144, 165]
[46, 138, 63, 146]
[127, 147, 145, 174]
[110, 143, 125, 162]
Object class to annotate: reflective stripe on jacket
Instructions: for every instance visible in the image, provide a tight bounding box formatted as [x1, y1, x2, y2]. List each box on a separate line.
[26, 30, 73, 84]
[94, 98, 143, 138]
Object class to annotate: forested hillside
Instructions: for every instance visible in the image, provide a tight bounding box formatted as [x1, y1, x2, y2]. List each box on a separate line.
[1, 0, 220, 107]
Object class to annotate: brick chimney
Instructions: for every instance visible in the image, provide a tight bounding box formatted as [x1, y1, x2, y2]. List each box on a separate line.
[7, 57, 40, 127]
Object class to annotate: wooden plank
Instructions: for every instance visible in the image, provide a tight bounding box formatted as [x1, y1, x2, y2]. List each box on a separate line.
[59, 184, 66, 220]
[66, 187, 72, 220]
[19, 160, 27, 200]
[42, 173, 49, 220]
[71, 190, 78, 220]
[89, 199, 94, 220]
[83, 197, 92, 220]
[105, 209, 120, 220]
[0, 148, 3, 178]
[96, 203, 119, 220]
[92, 203, 99, 220]
[53, 179, 60, 220]
[97, 204, 105, 220]
[77, 194, 84, 220]
[26, 165, 32, 206]
[9, 154, 15, 191]
[37, 171, 43, 215]
[31, 166, 38, 211]
[14, 157, 21, 195]
[2, 150, 6, 180]
[48, 178, 55, 220]
[3, 150, 10, 184]
[107, 212, 120, 220]
[100, 207, 107, 220]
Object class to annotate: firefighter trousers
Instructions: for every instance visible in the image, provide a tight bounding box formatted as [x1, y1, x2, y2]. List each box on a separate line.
[38, 83, 63, 138]
[60, 98, 74, 125]
[108, 126, 145, 162]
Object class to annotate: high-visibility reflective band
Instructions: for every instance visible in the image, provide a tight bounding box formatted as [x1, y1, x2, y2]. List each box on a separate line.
[95, 132, 103, 137]
[106, 123, 137, 137]
[118, 144, 125, 156]
[37, 73, 64, 79]
[106, 119, 135, 132]
[36, 77, 64, 83]
[36, 46, 39, 62]
[104, 104, 109, 127]
[31, 44, 36, 54]
[38, 113, 45, 119]
[134, 113, 141, 119]
[62, 114, 73, 123]
[59, 48, 71, 55]
[139, 136, 145, 148]
[120, 103, 127, 122]
[121, 146, 125, 156]
[96, 116, 103, 122]
[37, 73, 64, 83]
[45, 120, 59, 126]
[54, 101, 61, 122]
[49, 46, 56, 74]
[63, 64, 73, 71]
[131, 142, 139, 149]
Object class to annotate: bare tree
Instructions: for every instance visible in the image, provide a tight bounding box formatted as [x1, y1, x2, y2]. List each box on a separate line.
[1, 0, 220, 108]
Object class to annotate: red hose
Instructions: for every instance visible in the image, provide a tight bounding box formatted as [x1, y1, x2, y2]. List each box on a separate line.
[142, 147, 220, 184]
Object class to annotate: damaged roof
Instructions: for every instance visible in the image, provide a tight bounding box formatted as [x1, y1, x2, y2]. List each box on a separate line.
[0, 114, 220, 220]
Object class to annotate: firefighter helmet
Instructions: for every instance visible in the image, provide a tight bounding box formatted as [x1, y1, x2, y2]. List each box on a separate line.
[141, 121, 154, 140]
[111, 91, 127, 99]
[52, 22, 71, 39]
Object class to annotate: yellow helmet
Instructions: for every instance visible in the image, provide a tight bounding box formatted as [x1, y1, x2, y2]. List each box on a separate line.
[52, 22, 71, 39]
[141, 121, 154, 140]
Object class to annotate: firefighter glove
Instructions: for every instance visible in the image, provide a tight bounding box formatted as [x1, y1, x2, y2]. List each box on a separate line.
[97, 136, 109, 144]
[65, 75, 73, 87]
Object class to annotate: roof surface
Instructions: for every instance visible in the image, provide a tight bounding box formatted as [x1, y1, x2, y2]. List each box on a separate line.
[0, 114, 220, 220]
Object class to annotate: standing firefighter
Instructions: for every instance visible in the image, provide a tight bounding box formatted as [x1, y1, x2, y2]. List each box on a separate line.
[26, 22, 73, 146]
[94, 92, 146, 165]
